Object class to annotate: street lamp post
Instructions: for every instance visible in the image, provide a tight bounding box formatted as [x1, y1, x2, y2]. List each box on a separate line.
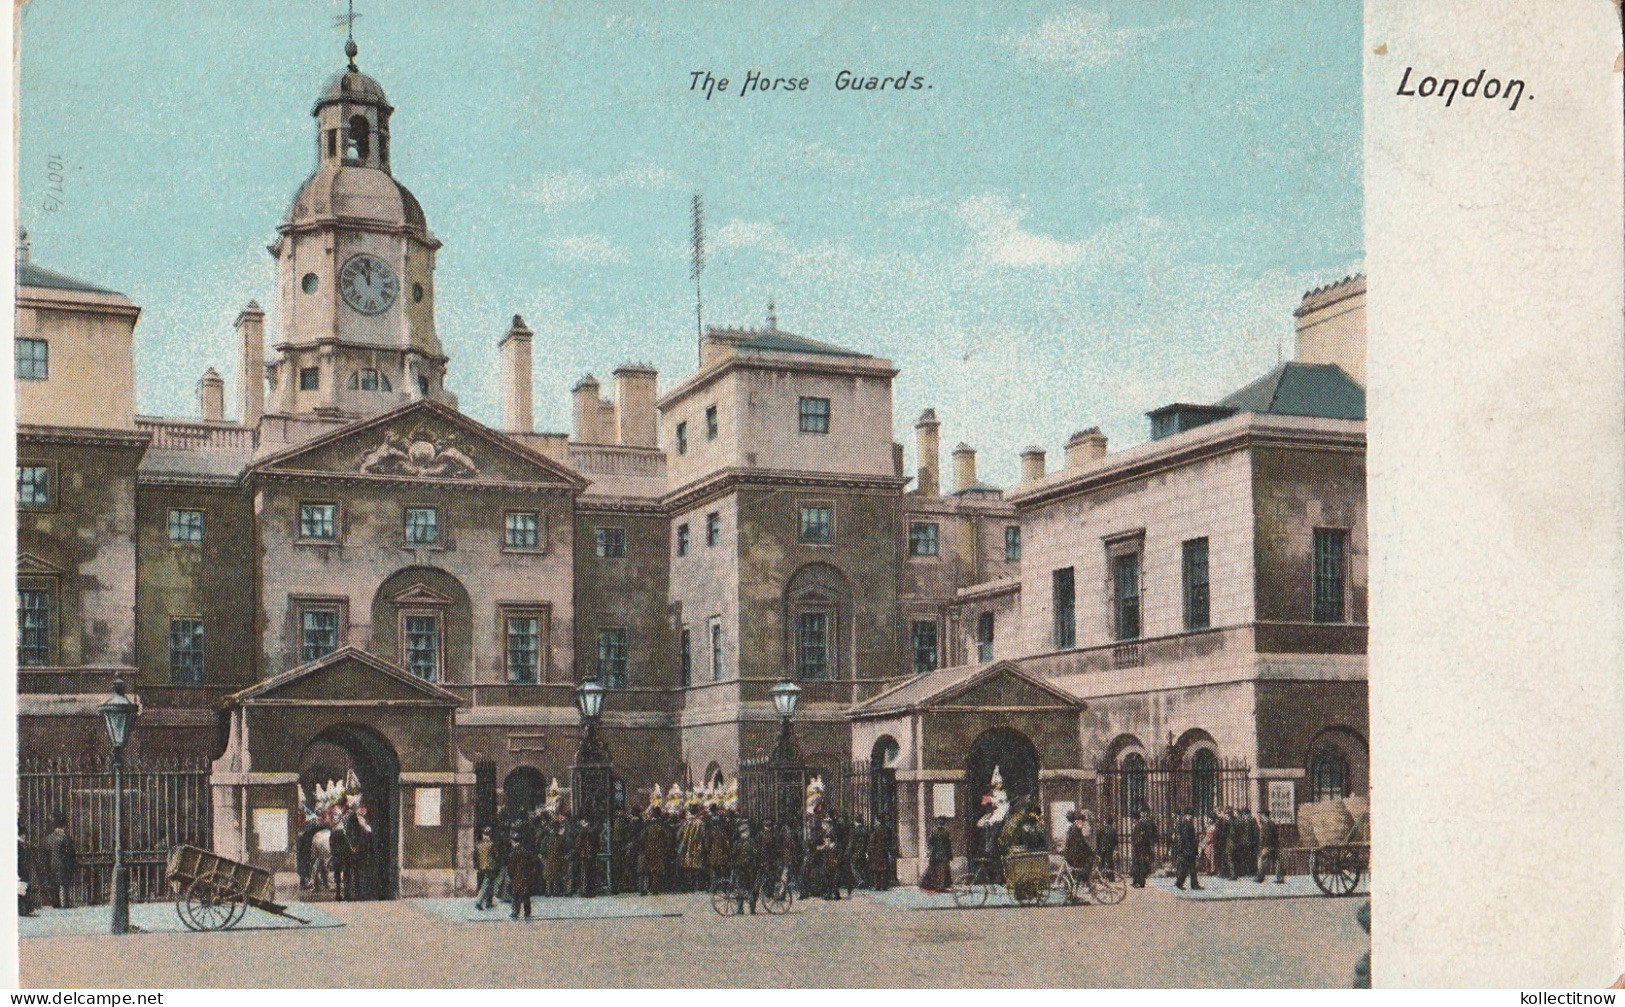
[570, 676, 614, 894]
[767, 677, 803, 827]
[97, 677, 139, 935]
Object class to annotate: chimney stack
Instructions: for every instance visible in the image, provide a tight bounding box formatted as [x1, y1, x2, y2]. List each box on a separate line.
[613, 364, 659, 448]
[952, 442, 977, 494]
[914, 409, 941, 497]
[235, 301, 265, 429]
[572, 375, 601, 443]
[1293, 274, 1367, 387]
[1064, 428, 1108, 471]
[1019, 445, 1047, 486]
[198, 368, 225, 422]
[499, 314, 534, 433]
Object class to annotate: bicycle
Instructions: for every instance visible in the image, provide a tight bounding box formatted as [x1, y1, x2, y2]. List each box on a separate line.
[950, 856, 997, 908]
[1048, 860, 1129, 905]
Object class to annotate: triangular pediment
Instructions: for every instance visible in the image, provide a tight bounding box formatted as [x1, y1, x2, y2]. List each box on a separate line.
[249, 399, 587, 490]
[390, 583, 454, 607]
[226, 646, 462, 707]
[17, 553, 66, 577]
[938, 665, 1079, 710]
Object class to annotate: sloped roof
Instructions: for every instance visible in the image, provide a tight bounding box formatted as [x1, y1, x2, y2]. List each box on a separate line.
[735, 329, 870, 359]
[226, 646, 461, 706]
[1217, 362, 1364, 420]
[850, 660, 1082, 719]
[17, 261, 124, 297]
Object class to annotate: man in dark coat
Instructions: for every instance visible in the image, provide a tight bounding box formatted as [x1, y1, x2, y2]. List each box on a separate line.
[845, 817, 870, 892]
[866, 821, 896, 891]
[1129, 809, 1156, 888]
[571, 818, 599, 897]
[1062, 811, 1095, 878]
[730, 822, 761, 914]
[1096, 816, 1119, 873]
[1225, 808, 1246, 881]
[638, 813, 671, 895]
[44, 815, 75, 909]
[1173, 809, 1202, 890]
[1241, 807, 1261, 876]
[1255, 811, 1286, 883]
[507, 839, 539, 920]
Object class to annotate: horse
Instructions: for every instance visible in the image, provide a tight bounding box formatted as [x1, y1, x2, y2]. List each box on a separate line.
[297, 806, 372, 900]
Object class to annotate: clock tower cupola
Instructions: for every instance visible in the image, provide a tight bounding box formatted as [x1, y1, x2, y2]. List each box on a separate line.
[265, 33, 452, 419]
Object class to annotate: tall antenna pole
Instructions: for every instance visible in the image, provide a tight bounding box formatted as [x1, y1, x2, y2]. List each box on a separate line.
[690, 193, 705, 365]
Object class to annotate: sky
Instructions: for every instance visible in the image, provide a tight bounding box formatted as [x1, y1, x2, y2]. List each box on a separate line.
[16, 0, 1362, 486]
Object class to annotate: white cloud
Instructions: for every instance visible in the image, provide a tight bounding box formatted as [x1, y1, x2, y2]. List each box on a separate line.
[1008, 9, 1188, 72]
[525, 164, 684, 212]
[954, 193, 1086, 268]
[711, 218, 793, 255]
[547, 233, 627, 265]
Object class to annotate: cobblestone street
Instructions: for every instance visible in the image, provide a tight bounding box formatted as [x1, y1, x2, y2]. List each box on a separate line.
[19, 887, 1369, 988]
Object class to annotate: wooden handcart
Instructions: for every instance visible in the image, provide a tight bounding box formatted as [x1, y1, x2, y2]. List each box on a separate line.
[166, 845, 309, 931]
[1294, 797, 1371, 897]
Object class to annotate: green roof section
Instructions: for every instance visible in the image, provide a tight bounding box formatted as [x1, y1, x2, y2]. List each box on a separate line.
[1216, 362, 1364, 420]
[16, 260, 124, 297]
[735, 329, 870, 359]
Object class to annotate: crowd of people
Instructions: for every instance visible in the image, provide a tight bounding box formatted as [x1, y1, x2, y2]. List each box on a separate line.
[470, 786, 899, 919]
[17, 814, 77, 916]
[1133, 804, 1286, 889]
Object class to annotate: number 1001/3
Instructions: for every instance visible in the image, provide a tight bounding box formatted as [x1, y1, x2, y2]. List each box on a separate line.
[43, 155, 64, 212]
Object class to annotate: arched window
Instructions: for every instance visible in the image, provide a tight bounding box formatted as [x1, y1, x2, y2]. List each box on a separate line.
[1191, 748, 1220, 817]
[1310, 748, 1349, 802]
[347, 115, 370, 161]
[1121, 752, 1147, 818]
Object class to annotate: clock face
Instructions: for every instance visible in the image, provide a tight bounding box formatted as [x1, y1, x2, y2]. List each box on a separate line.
[338, 253, 399, 315]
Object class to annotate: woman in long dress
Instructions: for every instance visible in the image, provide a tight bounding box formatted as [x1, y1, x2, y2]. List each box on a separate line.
[919, 817, 954, 892]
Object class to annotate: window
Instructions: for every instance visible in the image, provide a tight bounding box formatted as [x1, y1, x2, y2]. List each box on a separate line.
[18, 589, 51, 666]
[300, 607, 340, 663]
[17, 466, 49, 508]
[505, 512, 540, 550]
[1313, 529, 1348, 623]
[404, 615, 440, 681]
[675, 422, 688, 455]
[597, 628, 628, 688]
[705, 405, 718, 439]
[506, 616, 541, 684]
[910, 621, 938, 674]
[1121, 752, 1148, 817]
[679, 628, 692, 687]
[676, 523, 690, 557]
[799, 505, 832, 544]
[16, 338, 47, 380]
[169, 618, 205, 685]
[299, 367, 320, 391]
[710, 620, 724, 681]
[299, 503, 337, 540]
[347, 368, 389, 391]
[168, 509, 205, 543]
[976, 611, 995, 663]
[1182, 538, 1211, 631]
[798, 397, 830, 434]
[1052, 567, 1076, 649]
[1112, 551, 1142, 641]
[796, 612, 831, 680]
[1005, 526, 1021, 562]
[404, 507, 440, 545]
[908, 522, 939, 557]
[705, 513, 721, 548]
[595, 526, 626, 558]
[1310, 748, 1349, 802]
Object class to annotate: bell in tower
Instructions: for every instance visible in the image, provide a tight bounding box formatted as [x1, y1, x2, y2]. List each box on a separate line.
[261, 31, 453, 421]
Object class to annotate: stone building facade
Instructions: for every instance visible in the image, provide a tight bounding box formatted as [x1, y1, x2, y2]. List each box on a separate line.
[14, 50, 1368, 895]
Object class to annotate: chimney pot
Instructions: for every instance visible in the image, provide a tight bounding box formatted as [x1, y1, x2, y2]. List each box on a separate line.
[198, 368, 225, 422]
[1019, 445, 1047, 485]
[499, 315, 534, 433]
[952, 442, 977, 494]
[913, 408, 941, 497]
[1064, 427, 1108, 471]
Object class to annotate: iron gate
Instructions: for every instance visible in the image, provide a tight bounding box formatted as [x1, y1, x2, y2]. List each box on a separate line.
[1093, 757, 1252, 868]
[19, 754, 212, 905]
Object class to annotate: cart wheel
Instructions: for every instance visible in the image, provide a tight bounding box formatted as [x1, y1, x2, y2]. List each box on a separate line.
[1089, 868, 1128, 906]
[1047, 866, 1078, 906]
[1326, 847, 1361, 896]
[710, 880, 740, 917]
[185, 877, 243, 931]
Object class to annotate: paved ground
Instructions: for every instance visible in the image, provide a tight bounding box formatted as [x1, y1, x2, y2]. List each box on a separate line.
[19, 886, 1368, 987]
[1147, 873, 1371, 901]
[19, 901, 342, 938]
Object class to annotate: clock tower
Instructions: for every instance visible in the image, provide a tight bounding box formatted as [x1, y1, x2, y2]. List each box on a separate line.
[265, 36, 453, 418]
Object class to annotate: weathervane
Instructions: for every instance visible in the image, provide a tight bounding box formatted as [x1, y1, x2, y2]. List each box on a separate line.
[333, 0, 361, 70]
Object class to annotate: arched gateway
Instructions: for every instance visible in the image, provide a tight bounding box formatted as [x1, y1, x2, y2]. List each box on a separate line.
[298, 725, 401, 900]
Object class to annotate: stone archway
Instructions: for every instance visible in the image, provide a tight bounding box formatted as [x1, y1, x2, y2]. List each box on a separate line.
[298, 723, 400, 900]
[964, 727, 1039, 853]
[502, 766, 547, 820]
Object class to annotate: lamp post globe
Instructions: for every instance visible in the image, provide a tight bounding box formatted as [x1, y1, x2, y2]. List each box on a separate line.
[97, 677, 138, 935]
[770, 677, 801, 720]
[575, 676, 606, 722]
